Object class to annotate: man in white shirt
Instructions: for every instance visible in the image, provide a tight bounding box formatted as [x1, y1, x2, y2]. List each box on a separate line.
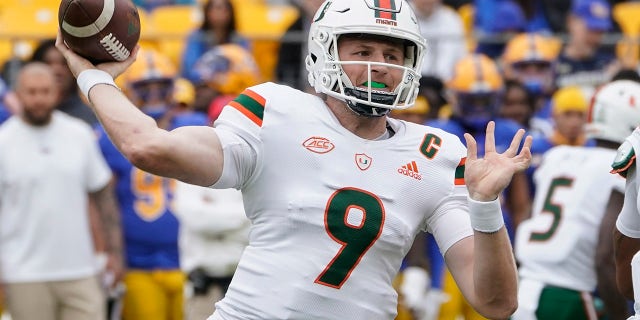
[0, 62, 123, 320]
[411, 0, 467, 81]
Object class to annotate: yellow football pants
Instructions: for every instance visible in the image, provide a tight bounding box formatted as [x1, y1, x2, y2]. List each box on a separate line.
[438, 269, 487, 320]
[122, 269, 185, 320]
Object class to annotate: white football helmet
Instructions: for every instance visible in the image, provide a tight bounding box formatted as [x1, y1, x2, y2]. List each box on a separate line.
[587, 80, 640, 143]
[305, 0, 426, 117]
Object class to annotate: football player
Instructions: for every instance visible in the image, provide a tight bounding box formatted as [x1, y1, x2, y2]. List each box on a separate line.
[56, 0, 532, 318]
[501, 32, 562, 138]
[611, 82, 640, 319]
[513, 80, 640, 319]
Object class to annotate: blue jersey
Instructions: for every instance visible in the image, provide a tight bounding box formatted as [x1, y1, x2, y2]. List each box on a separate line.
[94, 112, 209, 270]
[0, 104, 10, 125]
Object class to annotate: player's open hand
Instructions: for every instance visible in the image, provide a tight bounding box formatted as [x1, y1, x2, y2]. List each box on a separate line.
[463, 121, 532, 202]
[55, 30, 138, 80]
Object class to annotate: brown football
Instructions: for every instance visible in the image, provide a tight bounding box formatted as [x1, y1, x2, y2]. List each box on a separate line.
[58, 0, 140, 64]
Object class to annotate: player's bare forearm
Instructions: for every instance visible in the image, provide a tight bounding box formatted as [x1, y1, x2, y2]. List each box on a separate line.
[473, 229, 518, 319]
[596, 191, 631, 319]
[614, 229, 640, 299]
[446, 231, 518, 320]
[89, 85, 224, 186]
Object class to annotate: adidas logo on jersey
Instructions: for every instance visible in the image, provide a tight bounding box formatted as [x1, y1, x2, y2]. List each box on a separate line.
[398, 161, 422, 180]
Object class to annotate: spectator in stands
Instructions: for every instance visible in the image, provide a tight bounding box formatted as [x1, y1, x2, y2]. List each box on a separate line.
[540, 0, 572, 33]
[526, 86, 595, 196]
[475, 0, 526, 59]
[419, 76, 450, 120]
[0, 62, 123, 320]
[275, 0, 325, 91]
[498, 80, 537, 135]
[555, 0, 620, 89]
[99, 48, 208, 320]
[475, 0, 551, 37]
[132, 0, 196, 12]
[501, 32, 561, 137]
[411, 0, 466, 81]
[30, 39, 98, 126]
[180, 0, 249, 83]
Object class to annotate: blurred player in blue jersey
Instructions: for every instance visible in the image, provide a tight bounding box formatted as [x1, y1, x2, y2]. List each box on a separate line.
[501, 33, 561, 138]
[96, 48, 207, 320]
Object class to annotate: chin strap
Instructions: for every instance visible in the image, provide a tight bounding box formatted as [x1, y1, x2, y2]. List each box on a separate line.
[344, 86, 397, 117]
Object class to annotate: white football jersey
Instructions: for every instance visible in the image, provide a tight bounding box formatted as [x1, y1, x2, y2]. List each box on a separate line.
[515, 145, 625, 292]
[208, 82, 473, 319]
[616, 127, 640, 239]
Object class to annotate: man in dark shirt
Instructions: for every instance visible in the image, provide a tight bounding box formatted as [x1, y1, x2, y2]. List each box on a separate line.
[555, 0, 619, 89]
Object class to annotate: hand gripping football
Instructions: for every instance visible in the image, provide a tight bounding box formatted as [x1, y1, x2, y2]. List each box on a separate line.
[58, 0, 141, 64]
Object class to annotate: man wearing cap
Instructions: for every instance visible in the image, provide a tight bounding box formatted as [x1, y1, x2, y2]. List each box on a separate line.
[555, 0, 620, 89]
[526, 86, 595, 196]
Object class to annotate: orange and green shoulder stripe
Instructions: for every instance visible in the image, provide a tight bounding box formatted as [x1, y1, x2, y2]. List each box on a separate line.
[229, 89, 265, 126]
[611, 140, 636, 178]
[454, 157, 466, 186]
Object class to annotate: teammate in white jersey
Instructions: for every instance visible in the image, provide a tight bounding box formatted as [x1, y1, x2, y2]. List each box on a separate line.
[54, 0, 533, 318]
[610, 82, 640, 318]
[513, 80, 640, 320]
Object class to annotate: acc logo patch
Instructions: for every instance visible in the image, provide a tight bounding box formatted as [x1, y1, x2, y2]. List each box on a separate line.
[303, 137, 335, 154]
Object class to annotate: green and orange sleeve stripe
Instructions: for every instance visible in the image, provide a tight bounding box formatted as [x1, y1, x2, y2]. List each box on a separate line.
[454, 157, 466, 186]
[228, 89, 265, 126]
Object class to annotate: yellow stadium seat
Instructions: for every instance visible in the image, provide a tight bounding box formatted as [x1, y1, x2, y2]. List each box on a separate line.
[235, 3, 299, 81]
[613, 2, 640, 68]
[10, 0, 60, 6]
[149, 5, 203, 67]
[457, 3, 476, 52]
[0, 40, 13, 68]
[0, 3, 58, 64]
[136, 8, 158, 51]
[0, 4, 58, 40]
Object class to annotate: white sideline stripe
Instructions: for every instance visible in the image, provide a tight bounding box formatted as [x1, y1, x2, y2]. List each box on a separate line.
[61, 0, 115, 37]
